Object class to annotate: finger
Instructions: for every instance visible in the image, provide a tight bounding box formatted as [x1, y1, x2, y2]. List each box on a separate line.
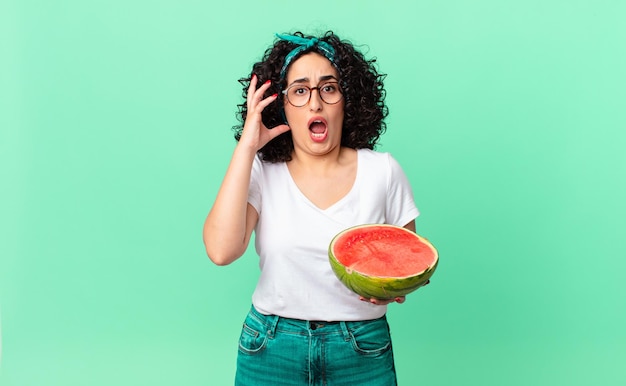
[267, 124, 291, 139]
[246, 74, 258, 107]
[251, 80, 273, 106]
[358, 296, 396, 306]
[395, 297, 406, 304]
[255, 92, 279, 112]
[247, 76, 273, 110]
[366, 297, 389, 305]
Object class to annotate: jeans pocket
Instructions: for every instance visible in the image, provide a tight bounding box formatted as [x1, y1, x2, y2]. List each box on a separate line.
[238, 316, 269, 355]
[348, 318, 392, 356]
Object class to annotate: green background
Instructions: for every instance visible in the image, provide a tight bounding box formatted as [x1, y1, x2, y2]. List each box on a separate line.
[2, 0, 625, 385]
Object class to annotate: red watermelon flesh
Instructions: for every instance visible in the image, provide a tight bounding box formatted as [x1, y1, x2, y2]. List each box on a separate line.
[329, 224, 438, 299]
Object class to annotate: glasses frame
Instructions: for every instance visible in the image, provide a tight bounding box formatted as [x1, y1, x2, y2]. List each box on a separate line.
[281, 81, 343, 107]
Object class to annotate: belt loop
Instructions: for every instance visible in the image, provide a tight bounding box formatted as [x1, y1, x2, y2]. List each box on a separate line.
[267, 314, 280, 338]
[251, 305, 280, 338]
[339, 321, 351, 341]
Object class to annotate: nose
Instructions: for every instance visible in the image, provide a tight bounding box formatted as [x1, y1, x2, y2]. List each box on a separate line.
[308, 88, 323, 111]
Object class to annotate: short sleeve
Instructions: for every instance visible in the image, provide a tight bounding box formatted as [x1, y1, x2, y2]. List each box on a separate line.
[248, 154, 263, 215]
[385, 153, 420, 226]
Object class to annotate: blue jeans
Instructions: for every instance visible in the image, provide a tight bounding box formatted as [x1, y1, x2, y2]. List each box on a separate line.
[235, 306, 397, 386]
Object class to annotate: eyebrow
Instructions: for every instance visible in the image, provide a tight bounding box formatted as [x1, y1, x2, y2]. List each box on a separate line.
[289, 75, 339, 87]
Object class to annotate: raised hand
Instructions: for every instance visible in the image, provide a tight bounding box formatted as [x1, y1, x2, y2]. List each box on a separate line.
[238, 75, 291, 151]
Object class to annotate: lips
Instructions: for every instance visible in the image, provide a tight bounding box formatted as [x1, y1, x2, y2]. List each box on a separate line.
[308, 117, 328, 142]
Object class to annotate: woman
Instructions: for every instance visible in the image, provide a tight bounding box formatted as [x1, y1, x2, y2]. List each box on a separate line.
[203, 31, 423, 385]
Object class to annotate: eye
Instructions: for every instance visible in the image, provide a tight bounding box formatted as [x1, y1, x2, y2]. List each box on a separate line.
[321, 83, 338, 93]
[292, 87, 309, 96]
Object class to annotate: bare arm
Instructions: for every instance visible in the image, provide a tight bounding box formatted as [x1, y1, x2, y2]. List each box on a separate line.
[202, 146, 258, 265]
[403, 219, 416, 233]
[202, 76, 290, 265]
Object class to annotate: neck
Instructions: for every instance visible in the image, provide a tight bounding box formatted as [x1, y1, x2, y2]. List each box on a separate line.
[289, 146, 350, 174]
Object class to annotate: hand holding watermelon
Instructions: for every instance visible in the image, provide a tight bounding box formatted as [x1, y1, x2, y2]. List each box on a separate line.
[358, 279, 431, 305]
[359, 295, 405, 305]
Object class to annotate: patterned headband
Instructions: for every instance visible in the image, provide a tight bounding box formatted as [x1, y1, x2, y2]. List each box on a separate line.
[275, 33, 336, 79]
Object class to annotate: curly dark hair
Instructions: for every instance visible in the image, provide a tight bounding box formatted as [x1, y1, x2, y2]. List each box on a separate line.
[233, 31, 388, 163]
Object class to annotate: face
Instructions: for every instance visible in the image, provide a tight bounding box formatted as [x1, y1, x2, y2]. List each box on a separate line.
[283, 52, 344, 157]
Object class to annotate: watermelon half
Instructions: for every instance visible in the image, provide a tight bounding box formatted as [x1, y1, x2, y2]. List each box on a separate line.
[328, 224, 438, 300]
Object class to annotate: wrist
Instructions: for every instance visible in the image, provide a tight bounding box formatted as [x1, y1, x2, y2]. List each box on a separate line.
[234, 141, 259, 158]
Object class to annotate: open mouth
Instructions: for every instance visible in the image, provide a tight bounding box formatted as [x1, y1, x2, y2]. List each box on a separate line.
[308, 118, 328, 142]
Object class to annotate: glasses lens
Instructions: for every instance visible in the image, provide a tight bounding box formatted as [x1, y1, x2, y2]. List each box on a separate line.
[319, 82, 342, 104]
[287, 86, 310, 107]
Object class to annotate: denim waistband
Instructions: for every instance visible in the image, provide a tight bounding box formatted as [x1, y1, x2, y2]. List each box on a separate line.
[248, 305, 386, 337]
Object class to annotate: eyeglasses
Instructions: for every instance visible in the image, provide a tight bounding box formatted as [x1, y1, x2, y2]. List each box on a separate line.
[282, 82, 343, 107]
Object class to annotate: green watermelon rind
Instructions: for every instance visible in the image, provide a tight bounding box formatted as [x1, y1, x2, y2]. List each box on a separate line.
[328, 224, 439, 300]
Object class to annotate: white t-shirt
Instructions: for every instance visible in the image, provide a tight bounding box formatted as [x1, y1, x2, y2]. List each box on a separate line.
[247, 149, 419, 321]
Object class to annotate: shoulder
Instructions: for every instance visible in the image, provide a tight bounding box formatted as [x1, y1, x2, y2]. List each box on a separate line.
[357, 149, 410, 184]
[253, 154, 286, 171]
[356, 149, 393, 182]
[251, 155, 287, 184]
[357, 148, 396, 166]
[357, 148, 388, 159]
